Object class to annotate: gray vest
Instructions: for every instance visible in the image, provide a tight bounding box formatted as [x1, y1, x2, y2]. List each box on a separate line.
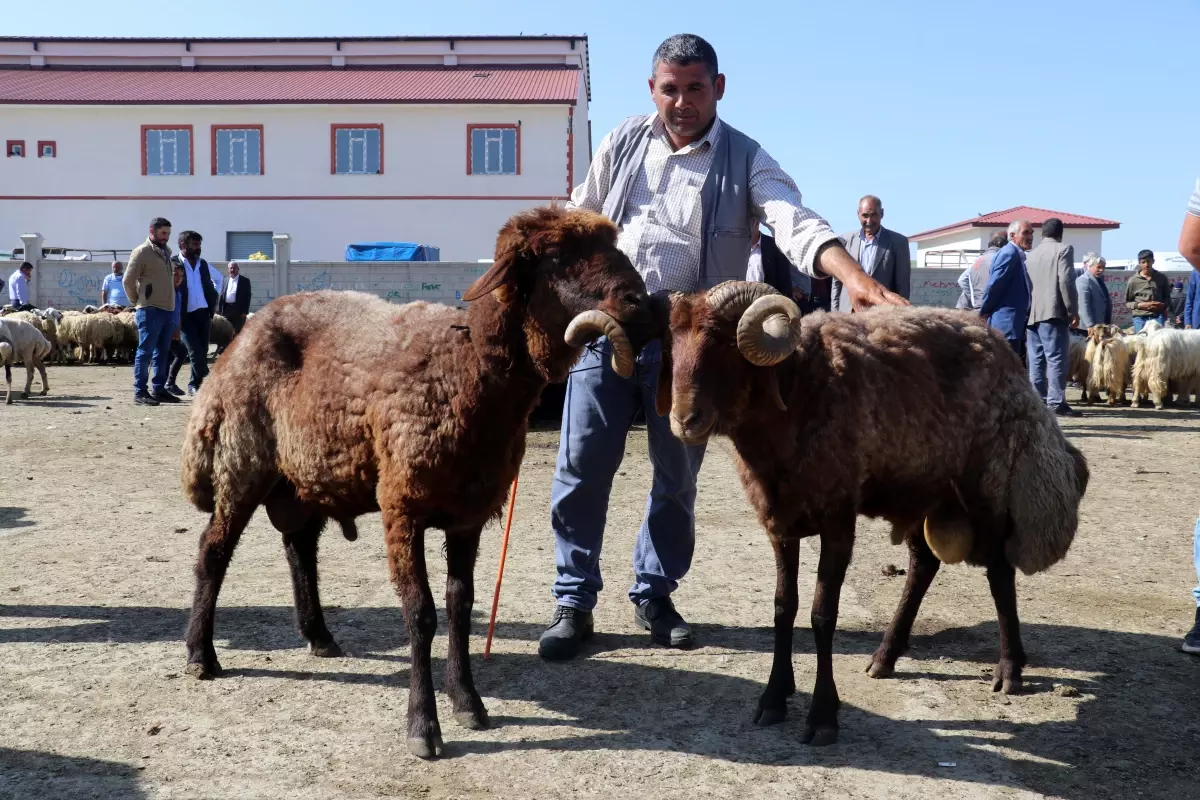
[600, 114, 761, 290]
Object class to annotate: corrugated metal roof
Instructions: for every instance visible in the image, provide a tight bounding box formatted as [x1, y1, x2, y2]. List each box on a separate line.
[911, 205, 1121, 241]
[0, 67, 580, 104]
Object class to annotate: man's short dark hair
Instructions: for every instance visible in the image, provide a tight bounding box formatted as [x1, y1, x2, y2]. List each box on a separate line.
[178, 230, 202, 248]
[1138, 249, 1154, 262]
[651, 34, 718, 81]
[1041, 217, 1064, 240]
[989, 231, 1009, 248]
[150, 217, 171, 230]
[20, 261, 32, 272]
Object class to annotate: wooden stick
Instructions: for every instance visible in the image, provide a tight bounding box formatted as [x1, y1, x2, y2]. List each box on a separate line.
[484, 475, 519, 660]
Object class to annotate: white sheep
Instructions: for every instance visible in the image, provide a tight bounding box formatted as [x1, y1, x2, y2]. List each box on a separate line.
[1131, 328, 1200, 409]
[1083, 325, 1130, 406]
[0, 318, 51, 404]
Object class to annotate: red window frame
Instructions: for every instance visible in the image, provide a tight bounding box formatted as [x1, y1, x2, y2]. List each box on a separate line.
[140, 125, 195, 176]
[210, 124, 265, 176]
[6, 140, 25, 158]
[466, 124, 521, 175]
[37, 140, 56, 158]
[330, 123, 384, 175]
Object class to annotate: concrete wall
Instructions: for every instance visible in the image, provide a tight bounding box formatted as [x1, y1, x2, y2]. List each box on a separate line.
[0, 102, 578, 262]
[917, 228, 1109, 269]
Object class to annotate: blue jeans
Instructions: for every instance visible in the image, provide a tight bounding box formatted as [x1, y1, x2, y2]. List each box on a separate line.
[133, 307, 174, 395]
[1192, 518, 1200, 607]
[179, 310, 212, 391]
[1132, 315, 1166, 332]
[550, 338, 706, 611]
[1027, 319, 1071, 407]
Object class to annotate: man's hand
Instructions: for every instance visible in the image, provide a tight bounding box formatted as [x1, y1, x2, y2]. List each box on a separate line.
[817, 241, 910, 311]
[1069, 315, 1080, 329]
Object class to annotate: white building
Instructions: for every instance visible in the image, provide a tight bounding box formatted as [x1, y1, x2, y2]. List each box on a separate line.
[911, 206, 1120, 270]
[0, 35, 591, 261]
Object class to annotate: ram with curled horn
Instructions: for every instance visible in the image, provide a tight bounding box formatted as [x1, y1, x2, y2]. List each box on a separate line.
[653, 280, 1088, 748]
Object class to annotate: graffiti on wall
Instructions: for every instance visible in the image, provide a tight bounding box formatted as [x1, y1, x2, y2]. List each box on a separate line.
[56, 268, 105, 307]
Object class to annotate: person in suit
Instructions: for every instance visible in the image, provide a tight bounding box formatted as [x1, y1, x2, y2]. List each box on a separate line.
[1185, 273, 1200, 330]
[1025, 218, 1080, 417]
[1075, 253, 1112, 330]
[980, 219, 1034, 359]
[831, 195, 911, 311]
[217, 261, 252, 336]
[171, 230, 219, 396]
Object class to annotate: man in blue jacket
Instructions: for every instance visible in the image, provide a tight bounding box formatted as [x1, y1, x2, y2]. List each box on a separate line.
[980, 219, 1034, 357]
[1184, 273, 1200, 330]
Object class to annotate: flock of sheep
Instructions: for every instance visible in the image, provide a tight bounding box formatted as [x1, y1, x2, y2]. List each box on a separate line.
[0, 305, 238, 402]
[1068, 319, 1200, 409]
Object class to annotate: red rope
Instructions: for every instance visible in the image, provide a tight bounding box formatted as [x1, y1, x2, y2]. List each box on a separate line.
[484, 475, 519, 660]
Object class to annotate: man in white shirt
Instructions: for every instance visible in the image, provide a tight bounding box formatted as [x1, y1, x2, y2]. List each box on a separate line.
[171, 230, 218, 395]
[539, 33, 906, 661]
[7, 261, 34, 311]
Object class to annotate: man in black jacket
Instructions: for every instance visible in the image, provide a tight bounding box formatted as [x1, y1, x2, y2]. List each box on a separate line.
[217, 261, 252, 337]
[172, 230, 218, 395]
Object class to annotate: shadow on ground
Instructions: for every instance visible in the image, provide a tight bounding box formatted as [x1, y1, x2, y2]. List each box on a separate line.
[0, 748, 146, 799]
[2, 603, 1197, 798]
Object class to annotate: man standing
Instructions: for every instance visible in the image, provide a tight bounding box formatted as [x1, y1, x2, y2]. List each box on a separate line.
[1025, 218, 1080, 416]
[1075, 253, 1111, 330]
[7, 261, 34, 311]
[980, 220, 1034, 357]
[172, 231, 218, 396]
[122, 218, 180, 406]
[957, 232, 1008, 310]
[217, 261, 252, 336]
[1178, 176, 1200, 656]
[831, 195, 911, 311]
[538, 33, 907, 661]
[1170, 279, 1186, 326]
[165, 263, 189, 396]
[1185, 274, 1200, 330]
[101, 261, 129, 307]
[1125, 249, 1171, 332]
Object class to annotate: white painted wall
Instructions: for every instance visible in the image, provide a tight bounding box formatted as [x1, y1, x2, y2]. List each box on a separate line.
[0, 103, 580, 261]
[1, 197, 554, 263]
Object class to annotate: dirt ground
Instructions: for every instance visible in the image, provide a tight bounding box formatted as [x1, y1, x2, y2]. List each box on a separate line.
[2, 362, 1199, 800]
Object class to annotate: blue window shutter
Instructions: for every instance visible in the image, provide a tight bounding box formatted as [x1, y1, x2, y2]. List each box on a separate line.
[178, 129, 190, 174]
[485, 136, 501, 174]
[216, 129, 230, 175]
[501, 129, 516, 174]
[146, 130, 161, 175]
[335, 128, 349, 173]
[471, 129, 485, 174]
[247, 129, 261, 174]
[366, 128, 380, 174]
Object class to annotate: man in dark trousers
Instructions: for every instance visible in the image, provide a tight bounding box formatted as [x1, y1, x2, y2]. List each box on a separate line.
[172, 231, 218, 396]
[217, 260, 252, 339]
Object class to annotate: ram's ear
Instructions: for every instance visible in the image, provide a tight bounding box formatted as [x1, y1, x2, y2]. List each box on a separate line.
[463, 232, 523, 302]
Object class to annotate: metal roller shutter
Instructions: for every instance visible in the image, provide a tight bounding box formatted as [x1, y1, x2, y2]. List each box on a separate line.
[226, 231, 274, 261]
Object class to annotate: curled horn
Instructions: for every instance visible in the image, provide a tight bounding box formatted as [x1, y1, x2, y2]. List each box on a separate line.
[565, 311, 635, 377]
[705, 281, 801, 367]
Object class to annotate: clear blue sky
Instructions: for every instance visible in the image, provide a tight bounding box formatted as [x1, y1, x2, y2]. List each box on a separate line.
[6, 0, 1197, 257]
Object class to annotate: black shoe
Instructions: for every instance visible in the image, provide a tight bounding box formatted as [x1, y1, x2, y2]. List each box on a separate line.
[166, 383, 185, 396]
[134, 391, 159, 406]
[635, 597, 694, 649]
[152, 390, 181, 404]
[1183, 608, 1200, 655]
[1053, 403, 1082, 418]
[538, 605, 594, 661]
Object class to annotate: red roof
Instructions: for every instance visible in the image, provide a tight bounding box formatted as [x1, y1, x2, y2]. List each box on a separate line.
[0, 67, 580, 105]
[911, 206, 1120, 241]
